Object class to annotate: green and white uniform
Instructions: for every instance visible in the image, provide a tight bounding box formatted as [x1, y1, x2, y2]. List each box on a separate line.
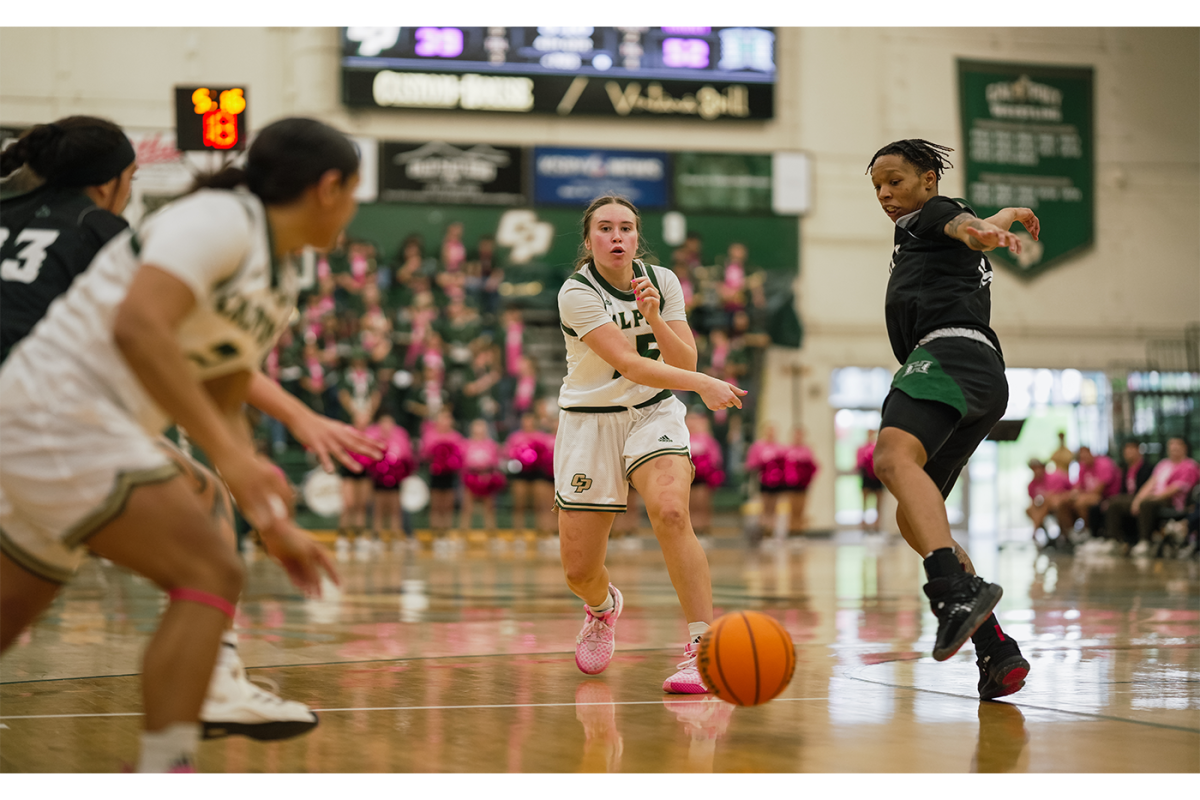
[554, 260, 692, 512]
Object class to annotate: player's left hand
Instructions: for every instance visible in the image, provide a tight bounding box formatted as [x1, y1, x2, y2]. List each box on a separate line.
[632, 276, 661, 323]
[289, 410, 383, 474]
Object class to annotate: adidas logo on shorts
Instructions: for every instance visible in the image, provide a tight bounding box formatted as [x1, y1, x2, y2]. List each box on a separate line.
[658, 435, 672, 442]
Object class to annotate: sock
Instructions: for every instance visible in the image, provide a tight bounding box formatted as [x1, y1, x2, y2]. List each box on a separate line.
[971, 614, 1005, 651]
[217, 629, 238, 665]
[137, 722, 200, 773]
[923, 548, 965, 581]
[588, 590, 615, 615]
[687, 621, 710, 644]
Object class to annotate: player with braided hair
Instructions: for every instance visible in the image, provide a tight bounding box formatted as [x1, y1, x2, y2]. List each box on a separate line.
[866, 138, 1039, 700]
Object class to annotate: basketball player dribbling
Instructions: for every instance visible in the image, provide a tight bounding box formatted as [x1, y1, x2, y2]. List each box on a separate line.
[553, 195, 746, 693]
[867, 139, 1038, 700]
[0, 117, 381, 745]
[0, 118, 360, 770]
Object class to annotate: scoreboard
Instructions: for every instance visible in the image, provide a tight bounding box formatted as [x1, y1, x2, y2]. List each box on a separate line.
[341, 27, 775, 121]
[174, 86, 248, 151]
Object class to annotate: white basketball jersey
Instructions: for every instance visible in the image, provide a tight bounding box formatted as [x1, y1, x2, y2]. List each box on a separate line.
[7, 189, 300, 435]
[556, 260, 688, 409]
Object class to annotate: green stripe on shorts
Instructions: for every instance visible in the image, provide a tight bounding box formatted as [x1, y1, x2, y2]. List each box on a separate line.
[891, 346, 968, 417]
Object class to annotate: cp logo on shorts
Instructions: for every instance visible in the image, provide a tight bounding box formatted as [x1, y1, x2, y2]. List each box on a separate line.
[571, 473, 593, 493]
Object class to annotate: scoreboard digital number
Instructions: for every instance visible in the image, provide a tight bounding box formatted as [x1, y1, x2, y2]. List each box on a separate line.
[174, 86, 248, 151]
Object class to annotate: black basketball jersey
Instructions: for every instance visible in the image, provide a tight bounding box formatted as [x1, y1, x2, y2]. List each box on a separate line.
[884, 195, 1001, 364]
[0, 185, 128, 363]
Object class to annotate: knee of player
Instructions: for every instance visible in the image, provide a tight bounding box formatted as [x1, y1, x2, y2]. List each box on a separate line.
[649, 502, 689, 531]
[170, 545, 244, 603]
[870, 450, 904, 485]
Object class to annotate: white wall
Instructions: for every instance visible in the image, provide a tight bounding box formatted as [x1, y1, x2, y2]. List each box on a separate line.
[3, 26, 1197, 529]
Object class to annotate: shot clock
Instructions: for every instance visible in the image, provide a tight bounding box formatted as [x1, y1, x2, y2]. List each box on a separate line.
[174, 86, 248, 151]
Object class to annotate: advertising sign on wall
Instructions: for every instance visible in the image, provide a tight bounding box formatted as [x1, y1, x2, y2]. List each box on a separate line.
[533, 146, 669, 208]
[673, 151, 772, 213]
[379, 141, 525, 205]
[958, 60, 1094, 278]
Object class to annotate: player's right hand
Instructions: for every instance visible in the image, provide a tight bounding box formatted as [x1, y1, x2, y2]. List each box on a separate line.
[260, 522, 340, 597]
[217, 451, 296, 536]
[699, 377, 747, 411]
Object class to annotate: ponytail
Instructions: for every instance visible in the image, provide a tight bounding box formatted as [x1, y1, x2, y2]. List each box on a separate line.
[0, 117, 133, 188]
[184, 118, 358, 205]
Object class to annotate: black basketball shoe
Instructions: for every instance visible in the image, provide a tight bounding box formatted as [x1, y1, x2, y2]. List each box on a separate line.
[977, 637, 1030, 701]
[923, 574, 1004, 661]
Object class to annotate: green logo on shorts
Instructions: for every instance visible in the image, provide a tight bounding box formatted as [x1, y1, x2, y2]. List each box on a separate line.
[571, 473, 593, 493]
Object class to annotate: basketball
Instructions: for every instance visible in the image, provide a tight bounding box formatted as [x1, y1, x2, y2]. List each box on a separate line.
[698, 611, 796, 706]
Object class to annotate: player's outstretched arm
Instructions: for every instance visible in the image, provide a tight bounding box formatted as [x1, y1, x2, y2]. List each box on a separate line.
[943, 207, 1040, 253]
[246, 372, 383, 474]
[581, 323, 746, 411]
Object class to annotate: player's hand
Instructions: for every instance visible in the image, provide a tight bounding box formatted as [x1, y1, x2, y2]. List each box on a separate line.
[632, 275, 661, 324]
[217, 451, 295, 536]
[1009, 207, 1040, 241]
[289, 409, 383, 474]
[964, 225, 1024, 254]
[699, 376, 747, 411]
[260, 521, 340, 597]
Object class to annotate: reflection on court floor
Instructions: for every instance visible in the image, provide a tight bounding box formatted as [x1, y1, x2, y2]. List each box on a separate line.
[1, 530, 1197, 773]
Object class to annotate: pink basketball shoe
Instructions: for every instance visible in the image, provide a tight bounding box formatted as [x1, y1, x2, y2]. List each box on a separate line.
[575, 585, 623, 675]
[662, 641, 709, 694]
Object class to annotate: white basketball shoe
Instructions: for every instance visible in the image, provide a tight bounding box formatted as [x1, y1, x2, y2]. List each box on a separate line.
[200, 633, 318, 741]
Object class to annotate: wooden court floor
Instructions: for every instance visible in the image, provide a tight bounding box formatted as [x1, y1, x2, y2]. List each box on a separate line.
[1, 529, 1197, 776]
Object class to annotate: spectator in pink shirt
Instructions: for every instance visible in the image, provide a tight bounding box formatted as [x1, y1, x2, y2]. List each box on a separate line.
[746, 423, 788, 538]
[1060, 446, 1121, 537]
[420, 408, 465, 537]
[857, 430, 885, 532]
[366, 414, 416, 545]
[686, 412, 724, 538]
[460, 419, 505, 536]
[1026, 458, 1071, 544]
[1100, 441, 1155, 545]
[1124, 438, 1200, 555]
[505, 413, 547, 538]
[785, 427, 819, 535]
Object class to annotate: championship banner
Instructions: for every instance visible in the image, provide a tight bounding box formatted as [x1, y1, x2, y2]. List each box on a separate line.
[674, 151, 772, 213]
[958, 60, 1094, 278]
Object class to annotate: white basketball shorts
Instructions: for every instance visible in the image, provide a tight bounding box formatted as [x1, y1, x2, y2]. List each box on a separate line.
[0, 354, 178, 583]
[554, 393, 692, 512]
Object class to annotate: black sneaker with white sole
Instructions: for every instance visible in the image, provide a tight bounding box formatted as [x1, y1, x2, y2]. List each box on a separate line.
[923, 573, 1004, 662]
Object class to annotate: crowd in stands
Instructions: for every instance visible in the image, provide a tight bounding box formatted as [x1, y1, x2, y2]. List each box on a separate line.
[254, 224, 776, 539]
[1025, 434, 1200, 559]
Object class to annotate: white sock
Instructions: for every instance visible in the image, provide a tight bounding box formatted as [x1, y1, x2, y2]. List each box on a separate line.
[588, 590, 614, 615]
[137, 722, 200, 773]
[688, 621, 710, 644]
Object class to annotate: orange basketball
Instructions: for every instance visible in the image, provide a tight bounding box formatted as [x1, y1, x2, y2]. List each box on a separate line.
[698, 611, 795, 706]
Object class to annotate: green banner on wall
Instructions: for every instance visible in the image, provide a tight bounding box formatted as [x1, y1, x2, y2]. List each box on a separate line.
[958, 59, 1094, 278]
[674, 152, 773, 213]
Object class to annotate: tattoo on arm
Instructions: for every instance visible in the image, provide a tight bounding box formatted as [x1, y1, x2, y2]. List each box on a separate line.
[944, 213, 987, 250]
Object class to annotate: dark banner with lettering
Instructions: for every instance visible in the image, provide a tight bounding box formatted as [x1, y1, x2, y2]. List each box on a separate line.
[378, 141, 526, 205]
[343, 68, 772, 121]
[533, 146, 670, 209]
[958, 60, 1094, 278]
